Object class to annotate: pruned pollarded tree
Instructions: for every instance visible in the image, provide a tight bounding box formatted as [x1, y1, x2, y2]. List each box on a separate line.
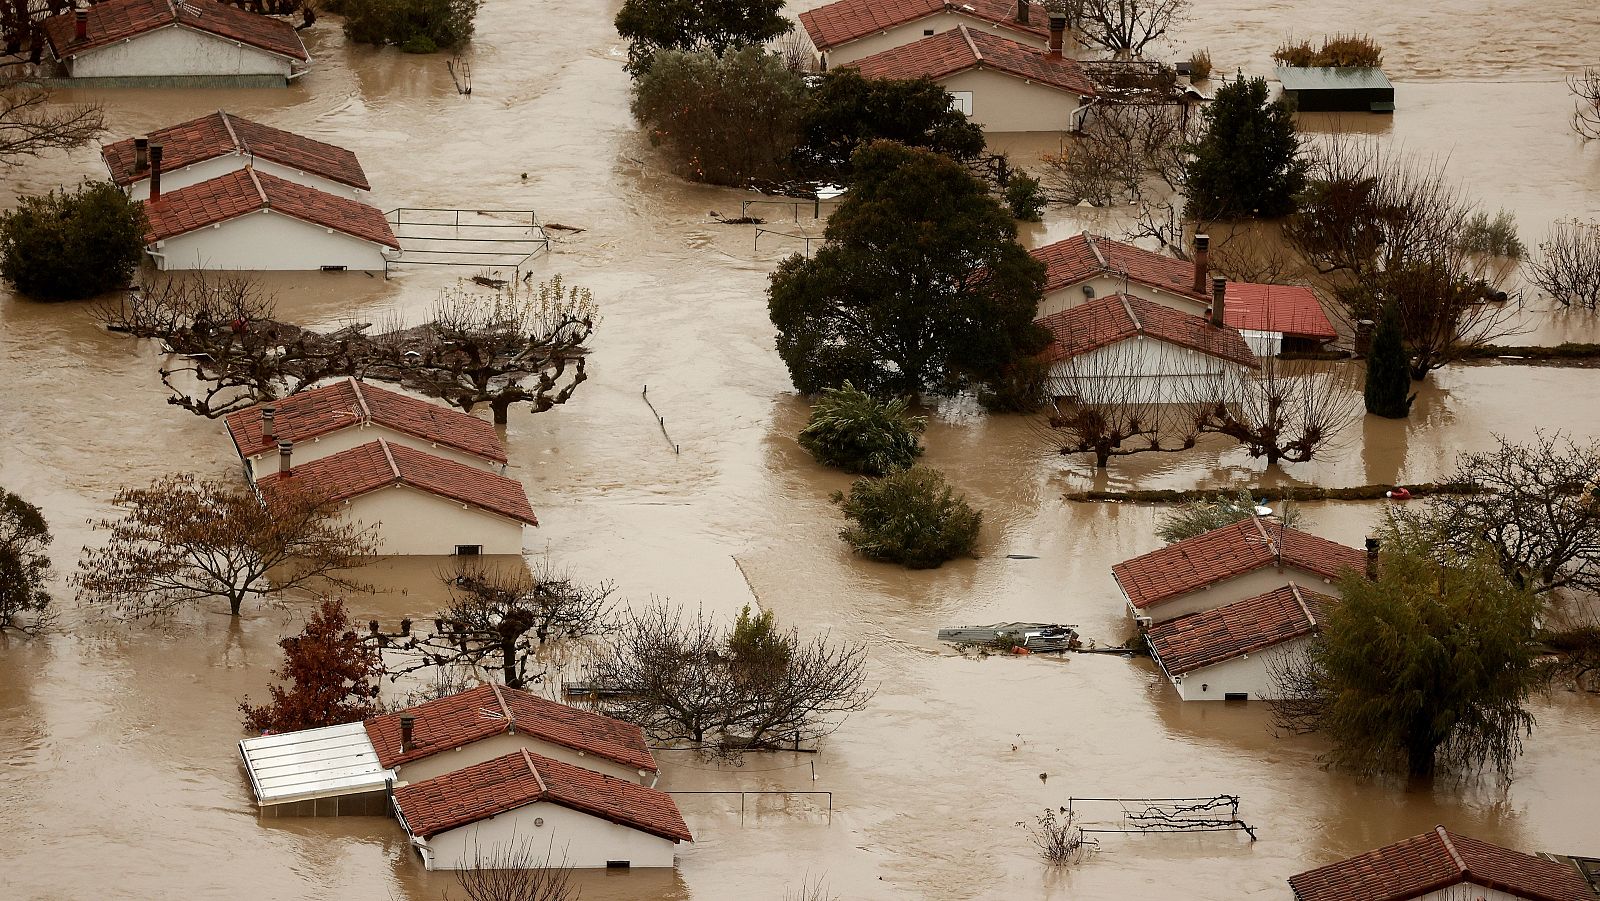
[240, 597, 384, 733]
[1035, 338, 1202, 469]
[0, 78, 103, 165]
[0, 486, 54, 634]
[1067, 0, 1189, 57]
[1527, 219, 1600, 309]
[451, 832, 577, 901]
[75, 474, 378, 618]
[1183, 355, 1360, 467]
[1570, 67, 1600, 140]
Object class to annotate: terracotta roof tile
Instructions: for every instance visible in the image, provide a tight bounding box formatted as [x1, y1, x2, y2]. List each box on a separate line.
[393, 748, 692, 843]
[365, 684, 655, 773]
[1146, 584, 1333, 675]
[142, 167, 398, 249]
[1113, 517, 1366, 611]
[225, 379, 506, 464]
[1035, 293, 1256, 368]
[1032, 232, 1207, 299]
[1225, 282, 1339, 341]
[42, 0, 308, 62]
[256, 439, 538, 526]
[800, 0, 1049, 51]
[103, 111, 369, 191]
[848, 26, 1094, 97]
[1289, 827, 1593, 901]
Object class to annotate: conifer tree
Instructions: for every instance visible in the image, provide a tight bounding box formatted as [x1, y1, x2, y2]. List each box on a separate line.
[1364, 303, 1413, 418]
[1184, 77, 1307, 220]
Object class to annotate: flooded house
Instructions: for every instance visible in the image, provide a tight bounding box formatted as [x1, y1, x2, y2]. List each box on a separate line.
[225, 379, 507, 482]
[254, 438, 536, 556]
[103, 111, 371, 201]
[1144, 584, 1333, 701]
[38, 0, 310, 87]
[1223, 282, 1339, 356]
[1288, 826, 1595, 901]
[847, 18, 1094, 132]
[1276, 65, 1396, 114]
[799, 0, 1050, 70]
[392, 749, 692, 870]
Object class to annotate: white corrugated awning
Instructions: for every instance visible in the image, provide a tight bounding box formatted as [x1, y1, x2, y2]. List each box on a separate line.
[239, 721, 393, 807]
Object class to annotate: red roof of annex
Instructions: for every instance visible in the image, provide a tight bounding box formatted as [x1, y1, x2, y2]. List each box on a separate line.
[42, 0, 308, 62]
[256, 439, 538, 526]
[393, 748, 692, 843]
[142, 167, 398, 249]
[364, 683, 655, 773]
[799, 0, 1049, 51]
[1146, 583, 1333, 676]
[1225, 282, 1338, 340]
[848, 26, 1095, 97]
[1288, 826, 1593, 901]
[225, 379, 506, 465]
[1113, 517, 1366, 611]
[1031, 233, 1207, 300]
[103, 111, 369, 191]
[1035, 293, 1257, 368]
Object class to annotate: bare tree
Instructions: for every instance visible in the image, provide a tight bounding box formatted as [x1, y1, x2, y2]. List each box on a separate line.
[1571, 67, 1600, 140]
[1024, 808, 1091, 865]
[1185, 356, 1359, 467]
[1070, 0, 1189, 56]
[1542, 623, 1600, 694]
[1042, 101, 1194, 207]
[451, 832, 577, 901]
[784, 874, 840, 901]
[1527, 220, 1600, 309]
[0, 79, 103, 165]
[75, 474, 378, 618]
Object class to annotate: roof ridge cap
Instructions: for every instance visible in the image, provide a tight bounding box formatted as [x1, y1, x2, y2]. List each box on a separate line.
[1288, 583, 1316, 628]
[218, 109, 245, 156]
[349, 377, 373, 424]
[245, 164, 268, 207]
[1249, 515, 1282, 560]
[521, 747, 546, 796]
[488, 680, 516, 731]
[1085, 233, 1110, 270]
[959, 24, 982, 62]
[1437, 826, 1471, 878]
[1118, 294, 1142, 333]
[378, 437, 401, 481]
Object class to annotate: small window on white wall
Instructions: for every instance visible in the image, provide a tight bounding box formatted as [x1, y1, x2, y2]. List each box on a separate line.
[950, 91, 973, 116]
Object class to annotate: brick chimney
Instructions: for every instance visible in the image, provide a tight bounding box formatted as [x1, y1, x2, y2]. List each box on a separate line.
[400, 713, 416, 752]
[1210, 276, 1226, 327]
[1015, 0, 1029, 25]
[133, 137, 149, 173]
[1192, 233, 1209, 294]
[261, 405, 276, 442]
[74, 7, 88, 42]
[277, 440, 293, 476]
[1365, 536, 1380, 579]
[1047, 14, 1065, 57]
[148, 143, 163, 201]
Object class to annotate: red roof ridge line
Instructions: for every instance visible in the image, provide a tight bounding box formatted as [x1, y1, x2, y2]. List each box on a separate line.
[349, 377, 373, 423]
[1118, 294, 1141, 333]
[166, 0, 178, 19]
[245, 164, 267, 207]
[1439, 826, 1470, 877]
[959, 24, 982, 61]
[1085, 233, 1109, 270]
[488, 681, 516, 730]
[521, 747, 546, 794]
[378, 437, 401, 481]
[218, 109, 243, 156]
[1289, 583, 1315, 628]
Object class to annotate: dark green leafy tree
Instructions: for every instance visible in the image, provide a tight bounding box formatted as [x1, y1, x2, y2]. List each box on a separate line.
[0, 180, 144, 301]
[796, 71, 986, 182]
[329, 0, 481, 52]
[769, 141, 1047, 396]
[1005, 173, 1047, 221]
[1183, 77, 1307, 220]
[614, 0, 792, 78]
[0, 487, 54, 634]
[798, 382, 926, 476]
[832, 466, 982, 569]
[1364, 303, 1413, 418]
[1272, 512, 1540, 780]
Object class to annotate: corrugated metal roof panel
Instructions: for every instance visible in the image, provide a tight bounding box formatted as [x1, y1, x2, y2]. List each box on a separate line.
[239, 721, 394, 806]
[1275, 65, 1394, 91]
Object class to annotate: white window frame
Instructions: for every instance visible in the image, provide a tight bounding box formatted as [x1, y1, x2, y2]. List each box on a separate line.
[950, 91, 973, 116]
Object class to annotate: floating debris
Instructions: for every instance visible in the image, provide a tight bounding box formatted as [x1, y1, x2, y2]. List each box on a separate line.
[938, 623, 1079, 653]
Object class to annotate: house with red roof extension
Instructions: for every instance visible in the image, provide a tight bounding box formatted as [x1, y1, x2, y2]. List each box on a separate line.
[1113, 516, 1369, 625]
[1145, 583, 1334, 701]
[847, 17, 1093, 132]
[1288, 826, 1594, 901]
[255, 438, 536, 555]
[104, 111, 370, 201]
[800, 0, 1049, 69]
[226, 379, 506, 482]
[393, 749, 691, 870]
[40, 0, 309, 86]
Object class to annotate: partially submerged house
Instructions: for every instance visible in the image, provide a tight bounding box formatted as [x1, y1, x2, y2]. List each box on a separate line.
[1145, 583, 1333, 701]
[40, 0, 310, 87]
[847, 21, 1094, 132]
[142, 166, 399, 271]
[1288, 826, 1594, 901]
[799, 0, 1049, 69]
[392, 749, 692, 870]
[104, 111, 370, 201]
[255, 438, 536, 555]
[1277, 66, 1395, 114]
[1113, 516, 1368, 624]
[238, 722, 394, 817]
[1224, 282, 1338, 356]
[226, 379, 506, 482]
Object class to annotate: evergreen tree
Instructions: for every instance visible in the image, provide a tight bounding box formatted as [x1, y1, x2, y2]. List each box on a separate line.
[0, 180, 145, 301]
[1364, 303, 1413, 418]
[1183, 77, 1307, 220]
[614, 0, 791, 78]
[797, 382, 926, 476]
[832, 466, 983, 569]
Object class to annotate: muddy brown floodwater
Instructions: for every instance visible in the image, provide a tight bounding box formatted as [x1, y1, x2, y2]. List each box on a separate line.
[4, 1, 1600, 899]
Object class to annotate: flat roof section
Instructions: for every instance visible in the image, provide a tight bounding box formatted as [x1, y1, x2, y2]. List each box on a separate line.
[1276, 66, 1394, 91]
[240, 722, 394, 807]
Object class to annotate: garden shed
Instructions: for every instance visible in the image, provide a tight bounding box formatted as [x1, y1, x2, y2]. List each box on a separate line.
[1276, 66, 1394, 113]
[239, 722, 394, 817]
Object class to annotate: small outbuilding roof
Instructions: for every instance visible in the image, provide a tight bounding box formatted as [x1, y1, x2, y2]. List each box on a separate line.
[1276, 65, 1393, 92]
[1036, 293, 1256, 368]
[103, 111, 370, 191]
[1289, 826, 1593, 901]
[42, 0, 309, 62]
[142, 167, 399, 249]
[799, 0, 1048, 51]
[393, 748, 692, 843]
[239, 721, 392, 807]
[1146, 583, 1333, 676]
[1225, 282, 1338, 341]
[1030, 232, 1207, 300]
[848, 26, 1095, 97]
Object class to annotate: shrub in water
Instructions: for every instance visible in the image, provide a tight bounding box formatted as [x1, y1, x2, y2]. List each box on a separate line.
[832, 466, 982, 569]
[0, 180, 145, 301]
[798, 382, 925, 476]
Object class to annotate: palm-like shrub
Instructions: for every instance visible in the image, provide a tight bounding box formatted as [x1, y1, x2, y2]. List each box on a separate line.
[798, 382, 925, 476]
[832, 466, 981, 568]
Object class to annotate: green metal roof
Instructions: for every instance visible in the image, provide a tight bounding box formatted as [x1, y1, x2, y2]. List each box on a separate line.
[1275, 66, 1393, 91]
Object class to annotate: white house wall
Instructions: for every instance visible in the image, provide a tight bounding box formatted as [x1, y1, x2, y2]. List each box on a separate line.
[1169, 637, 1309, 701]
[823, 12, 1048, 67]
[126, 154, 361, 201]
[1133, 569, 1344, 624]
[1046, 336, 1245, 406]
[151, 209, 390, 271]
[68, 27, 290, 78]
[418, 801, 678, 870]
[339, 484, 526, 555]
[397, 732, 645, 785]
[246, 422, 498, 481]
[1039, 274, 1208, 319]
[1418, 884, 1550, 901]
[937, 68, 1083, 133]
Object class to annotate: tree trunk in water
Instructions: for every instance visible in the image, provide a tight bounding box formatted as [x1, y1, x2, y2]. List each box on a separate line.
[1095, 447, 1111, 468]
[230, 592, 244, 617]
[491, 396, 514, 425]
[1407, 738, 1437, 780]
[502, 635, 519, 688]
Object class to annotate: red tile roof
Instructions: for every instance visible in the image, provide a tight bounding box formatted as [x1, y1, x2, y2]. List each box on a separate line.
[1113, 517, 1366, 611]
[225, 379, 506, 465]
[393, 748, 691, 843]
[1035, 294, 1257, 368]
[1031, 233, 1207, 300]
[103, 111, 369, 191]
[142, 167, 399, 249]
[1146, 583, 1333, 676]
[257, 439, 538, 526]
[1289, 826, 1593, 901]
[848, 26, 1094, 98]
[1225, 282, 1338, 341]
[42, 0, 308, 62]
[800, 0, 1049, 51]
[365, 683, 655, 773]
